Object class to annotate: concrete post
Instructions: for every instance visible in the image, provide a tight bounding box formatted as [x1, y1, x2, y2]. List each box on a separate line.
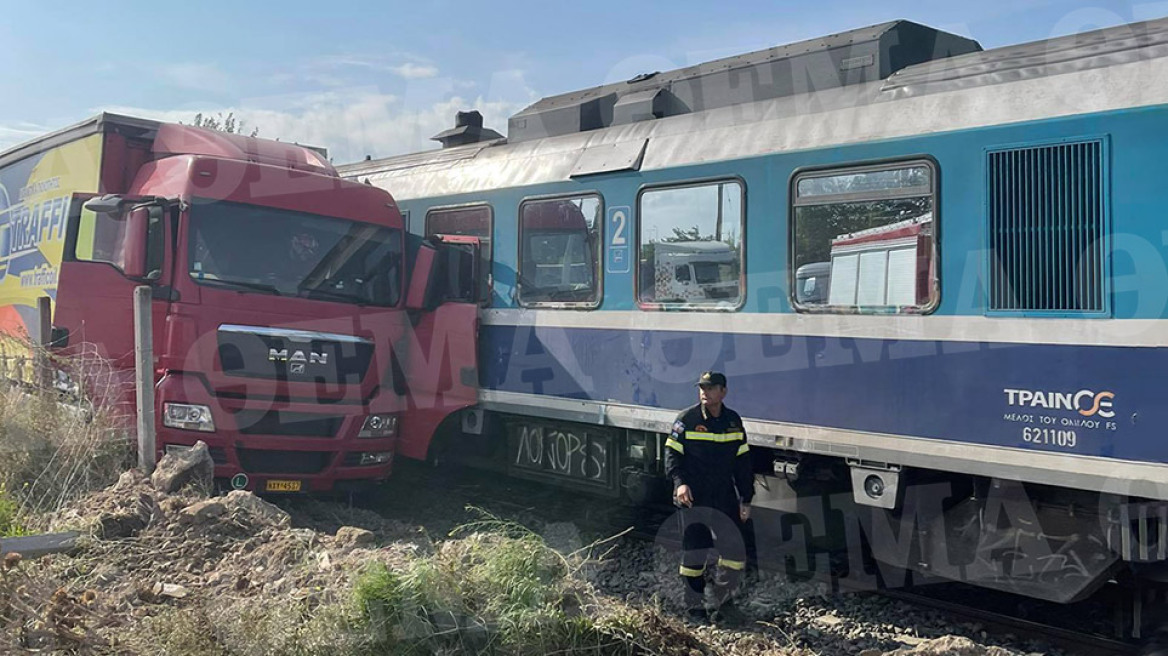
[36, 296, 51, 391]
[134, 286, 156, 473]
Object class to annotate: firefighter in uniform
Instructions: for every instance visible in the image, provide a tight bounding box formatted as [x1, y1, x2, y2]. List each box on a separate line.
[664, 371, 754, 623]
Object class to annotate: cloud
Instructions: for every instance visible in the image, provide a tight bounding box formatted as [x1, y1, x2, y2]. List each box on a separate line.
[0, 67, 539, 166]
[307, 54, 439, 80]
[265, 54, 440, 91]
[0, 121, 56, 153]
[389, 63, 439, 79]
[98, 84, 530, 164]
[310, 55, 388, 70]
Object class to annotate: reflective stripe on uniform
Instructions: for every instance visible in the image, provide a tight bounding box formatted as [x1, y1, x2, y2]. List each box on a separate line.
[680, 564, 705, 577]
[666, 438, 685, 453]
[717, 558, 746, 571]
[685, 431, 745, 443]
[737, 443, 750, 456]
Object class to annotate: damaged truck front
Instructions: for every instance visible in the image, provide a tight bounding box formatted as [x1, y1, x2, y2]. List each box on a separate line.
[0, 113, 478, 493]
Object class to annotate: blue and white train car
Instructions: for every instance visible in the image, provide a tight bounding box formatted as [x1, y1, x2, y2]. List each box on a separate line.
[341, 18, 1168, 608]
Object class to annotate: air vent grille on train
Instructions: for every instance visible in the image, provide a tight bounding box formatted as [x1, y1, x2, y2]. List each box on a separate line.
[988, 140, 1108, 314]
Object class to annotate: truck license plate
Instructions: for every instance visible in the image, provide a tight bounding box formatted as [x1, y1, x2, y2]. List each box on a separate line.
[264, 479, 302, 492]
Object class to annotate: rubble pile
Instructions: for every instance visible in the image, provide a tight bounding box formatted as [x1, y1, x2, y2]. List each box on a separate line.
[1, 446, 426, 654]
[0, 449, 1068, 655]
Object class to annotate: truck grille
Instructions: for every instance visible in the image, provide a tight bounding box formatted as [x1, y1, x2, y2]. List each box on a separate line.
[237, 448, 333, 474]
[217, 325, 374, 385]
[234, 410, 343, 437]
[208, 447, 228, 465]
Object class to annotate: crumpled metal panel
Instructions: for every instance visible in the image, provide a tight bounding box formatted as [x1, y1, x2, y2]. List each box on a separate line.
[569, 138, 647, 177]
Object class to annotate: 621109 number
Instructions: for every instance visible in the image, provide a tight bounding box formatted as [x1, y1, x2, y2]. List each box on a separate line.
[1022, 427, 1077, 448]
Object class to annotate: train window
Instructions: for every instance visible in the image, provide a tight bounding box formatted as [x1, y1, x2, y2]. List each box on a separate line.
[987, 140, 1107, 315]
[791, 161, 937, 313]
[517, 194, 602, 308]
[637, 180, 744, 310]
[426, 204, 492, 306]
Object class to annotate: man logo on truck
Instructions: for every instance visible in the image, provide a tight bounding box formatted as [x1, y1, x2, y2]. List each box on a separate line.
[268, 348, 328, 366]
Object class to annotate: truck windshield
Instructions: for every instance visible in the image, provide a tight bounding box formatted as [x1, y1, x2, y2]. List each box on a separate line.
[188, 199, 402, 306]
[692, 261, 734, 285]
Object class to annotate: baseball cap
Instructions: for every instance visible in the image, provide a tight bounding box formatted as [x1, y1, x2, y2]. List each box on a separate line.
[696, 371, 727, 387]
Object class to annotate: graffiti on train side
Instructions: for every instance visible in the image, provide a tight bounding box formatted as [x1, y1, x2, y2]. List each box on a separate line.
[509, 423, 610, 485]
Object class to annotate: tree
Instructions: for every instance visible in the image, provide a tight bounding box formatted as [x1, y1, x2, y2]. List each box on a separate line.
[189, 112, 259, 137]
[664, 225, 712, 242]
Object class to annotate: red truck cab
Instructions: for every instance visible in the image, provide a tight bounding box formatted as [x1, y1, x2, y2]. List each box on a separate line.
[0, 114, 478, 493]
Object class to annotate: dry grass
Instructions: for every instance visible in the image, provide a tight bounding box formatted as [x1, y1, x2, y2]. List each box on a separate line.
[350, 509, 697, 656]
[118, 511, 672, 655]
[0, 343, 718, 655]
[0, 339, 135, 530]
[131, 599, 373, 656]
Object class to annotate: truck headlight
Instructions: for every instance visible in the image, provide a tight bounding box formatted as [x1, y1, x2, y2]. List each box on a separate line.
[163, 403, 215, 432]
[358, 414, 398, 438]
[358, 451, 393, 466]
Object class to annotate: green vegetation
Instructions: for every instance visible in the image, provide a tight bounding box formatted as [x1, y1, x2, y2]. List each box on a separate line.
[124, 512, 662, 656]
[352, 511, 644, 655]
[0, 484, 27, 537]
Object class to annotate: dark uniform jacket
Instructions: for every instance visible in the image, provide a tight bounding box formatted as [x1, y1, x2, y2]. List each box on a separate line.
[664, 403, 754, 514]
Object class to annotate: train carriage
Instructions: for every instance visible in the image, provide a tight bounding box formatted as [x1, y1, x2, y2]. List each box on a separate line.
[340, 17, 1168, 616]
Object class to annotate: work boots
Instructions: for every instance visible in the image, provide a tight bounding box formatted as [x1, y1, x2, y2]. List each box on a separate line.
[685, 607, 710, 625]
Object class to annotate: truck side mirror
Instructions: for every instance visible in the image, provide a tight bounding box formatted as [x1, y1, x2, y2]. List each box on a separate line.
[83, 195, 124, 214]
[122, 205, 166, 281]
[123, 207, 150, 279]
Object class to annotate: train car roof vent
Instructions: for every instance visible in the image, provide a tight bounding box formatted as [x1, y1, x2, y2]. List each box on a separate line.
[612, 87, 686, 125]
[431, 110, 505, 148]
[508, 20, 981, 143]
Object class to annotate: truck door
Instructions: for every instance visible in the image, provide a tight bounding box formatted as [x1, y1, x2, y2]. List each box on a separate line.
[396, 236, 480, 460]
[425, 205, 492, 305]
[54, 194, 171, 368]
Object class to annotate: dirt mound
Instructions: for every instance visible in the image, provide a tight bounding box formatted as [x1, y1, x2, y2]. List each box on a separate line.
[3, 468, 426, 654]
[1, 465, 1041, 656]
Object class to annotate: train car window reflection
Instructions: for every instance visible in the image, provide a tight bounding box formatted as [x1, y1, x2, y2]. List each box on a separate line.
[426, 205, 492, 306]
[517, 195, 601, 307]
[797, 166, 930, 198]
[792, 162, 936, 314]
[637, 180, 744, 310]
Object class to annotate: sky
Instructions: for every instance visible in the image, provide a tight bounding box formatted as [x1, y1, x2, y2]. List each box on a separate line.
[1, 0, 1164, 164]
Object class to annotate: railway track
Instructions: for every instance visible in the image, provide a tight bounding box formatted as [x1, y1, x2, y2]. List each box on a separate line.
[369, 462, 1150, 655]
[873, 587, 1138, 656]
